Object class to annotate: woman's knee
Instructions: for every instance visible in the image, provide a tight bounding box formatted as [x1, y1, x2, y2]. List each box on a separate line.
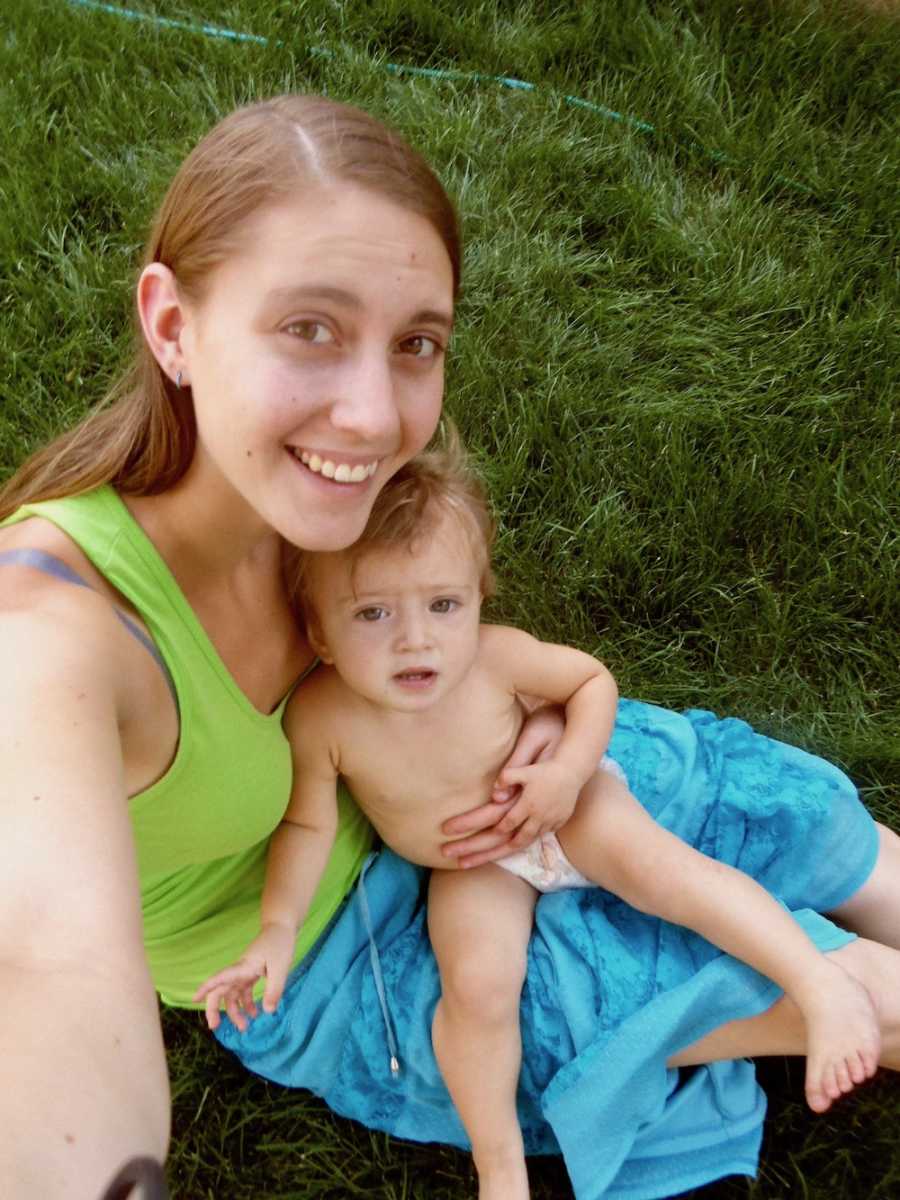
[828, 824, 900, 948]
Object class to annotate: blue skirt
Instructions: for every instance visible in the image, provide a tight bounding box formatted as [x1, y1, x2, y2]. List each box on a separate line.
[214, 699, 878, 1200]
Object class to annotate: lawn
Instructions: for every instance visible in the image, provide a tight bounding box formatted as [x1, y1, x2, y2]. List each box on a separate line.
[1, 0, 898, 1195]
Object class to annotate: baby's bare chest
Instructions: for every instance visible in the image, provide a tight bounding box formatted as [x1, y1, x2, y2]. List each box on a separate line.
[337, 689, 523, 867]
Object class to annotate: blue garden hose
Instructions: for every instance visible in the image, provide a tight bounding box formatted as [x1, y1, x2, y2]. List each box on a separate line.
[63, 0, 814, 195]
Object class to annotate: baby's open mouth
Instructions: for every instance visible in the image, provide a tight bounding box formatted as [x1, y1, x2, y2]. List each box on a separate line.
[394, 669, 437, 684]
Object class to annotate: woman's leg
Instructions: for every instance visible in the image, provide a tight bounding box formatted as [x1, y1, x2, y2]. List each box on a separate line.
[669, 936, 900, 1073]
[428, 865, 537, 1200]
[828, 823, 900, 949]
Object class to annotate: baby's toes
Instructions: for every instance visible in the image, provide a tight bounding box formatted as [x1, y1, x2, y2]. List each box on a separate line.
[833, 1058, 853, 1095]
[854, 1051, 883, 1089]
[805, 1067, 833, 1113]
[847, 1050, 871, 1086]
[856, 1041, 880, 1083]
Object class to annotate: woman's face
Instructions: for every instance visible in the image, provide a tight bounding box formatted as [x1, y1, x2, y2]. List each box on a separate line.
[178, 185, 455, 551]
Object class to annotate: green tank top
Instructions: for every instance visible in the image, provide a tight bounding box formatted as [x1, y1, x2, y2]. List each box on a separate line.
[1, 485, 373, 1006]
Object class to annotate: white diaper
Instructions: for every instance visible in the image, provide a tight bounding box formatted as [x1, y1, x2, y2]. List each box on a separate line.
[496, 755, 627, 894]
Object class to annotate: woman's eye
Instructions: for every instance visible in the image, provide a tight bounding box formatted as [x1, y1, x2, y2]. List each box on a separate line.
[430, 598, 458, 614]
[285, 321, 334, 345]
[356, 606, 388, 622]
[398, 334, 441, 359]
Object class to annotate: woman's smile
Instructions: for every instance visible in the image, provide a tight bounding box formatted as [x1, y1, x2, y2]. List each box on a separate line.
[177, 185, 455, 552]
[290, 447, 381, 483]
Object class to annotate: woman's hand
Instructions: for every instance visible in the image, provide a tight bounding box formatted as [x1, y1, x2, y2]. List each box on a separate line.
[439, 704, 565, 869]
[193, 923, 296, 1032]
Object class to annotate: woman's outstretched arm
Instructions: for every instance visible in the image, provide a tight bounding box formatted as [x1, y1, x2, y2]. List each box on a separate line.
[0, 607, 170, 1199]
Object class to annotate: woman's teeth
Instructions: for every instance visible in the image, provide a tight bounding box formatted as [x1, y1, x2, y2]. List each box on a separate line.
[294, 450, 379, 483]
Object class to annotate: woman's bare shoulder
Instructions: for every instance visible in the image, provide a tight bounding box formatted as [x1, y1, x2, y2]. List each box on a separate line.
[0, 516, 150, 728]
[2, 522, 116, 630]
[0, 513, 106, 574]
[0, 515, 125, 618]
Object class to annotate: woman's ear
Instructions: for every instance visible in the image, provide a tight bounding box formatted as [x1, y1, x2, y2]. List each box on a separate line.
[136, 263, 190, 388]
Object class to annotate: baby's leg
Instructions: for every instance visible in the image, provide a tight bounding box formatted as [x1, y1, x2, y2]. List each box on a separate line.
[553, 766, 638, 885]
[428, 865, 537, 1200]
[556, 772, 885, 1109]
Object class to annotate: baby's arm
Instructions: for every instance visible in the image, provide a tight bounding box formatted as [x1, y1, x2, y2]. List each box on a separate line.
[480, 626, 618, 848]
[560, 780, 880, 1112]
[193, 692, 339, 1031]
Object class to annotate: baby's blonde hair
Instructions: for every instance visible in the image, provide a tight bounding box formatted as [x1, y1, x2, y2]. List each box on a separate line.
[295, 428, 495, 627]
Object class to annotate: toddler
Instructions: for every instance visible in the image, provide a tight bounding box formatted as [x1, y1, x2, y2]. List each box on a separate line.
[197, 441, 879, 1200]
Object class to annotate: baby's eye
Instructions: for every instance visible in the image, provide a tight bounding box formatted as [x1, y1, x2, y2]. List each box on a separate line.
[356, 606, 388, 622]
[398, 334, 441, 359]
[430, 598, 458, 614]
[285, 320, 334, 344]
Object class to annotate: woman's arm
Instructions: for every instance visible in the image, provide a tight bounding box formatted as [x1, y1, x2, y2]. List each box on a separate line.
[0, 608, 169, 1200]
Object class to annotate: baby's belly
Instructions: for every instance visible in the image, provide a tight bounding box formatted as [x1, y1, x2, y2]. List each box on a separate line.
[357, 782, 493, 871]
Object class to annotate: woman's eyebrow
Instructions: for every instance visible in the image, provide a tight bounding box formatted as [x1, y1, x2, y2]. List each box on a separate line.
[265, 284, 453, 331]
[267, 284, 360, 309]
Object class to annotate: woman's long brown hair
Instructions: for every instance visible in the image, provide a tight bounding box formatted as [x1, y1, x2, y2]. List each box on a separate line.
[0, 95, 460, 520]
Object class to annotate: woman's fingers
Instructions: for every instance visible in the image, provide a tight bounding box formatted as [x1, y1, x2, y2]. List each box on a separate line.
[442, 826, 516, 861]
[494, 795, 536, 836]
[500, 703, 565, 770]
[441, 797, 515, 838]
[505, 817, 542, 849]
[454, 843, 521, 869]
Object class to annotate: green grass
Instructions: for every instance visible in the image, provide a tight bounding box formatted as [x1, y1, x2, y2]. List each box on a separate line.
[2, 0, 898, 1195]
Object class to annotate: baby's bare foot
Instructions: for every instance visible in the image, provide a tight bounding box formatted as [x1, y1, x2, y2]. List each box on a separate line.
[799, 962, 880, 1113]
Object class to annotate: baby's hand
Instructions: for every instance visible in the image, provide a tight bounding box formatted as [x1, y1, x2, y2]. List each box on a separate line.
[194, 959, 262, 1033]
[796, 960, 880, 1113]
[192, 923, 296, 1033]
[489, 760, 583, 849]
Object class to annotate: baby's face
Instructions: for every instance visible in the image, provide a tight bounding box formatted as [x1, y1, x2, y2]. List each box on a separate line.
[308, 515, 484, 712]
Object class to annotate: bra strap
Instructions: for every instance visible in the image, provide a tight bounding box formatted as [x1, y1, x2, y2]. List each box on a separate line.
[0, 548, 178, 704]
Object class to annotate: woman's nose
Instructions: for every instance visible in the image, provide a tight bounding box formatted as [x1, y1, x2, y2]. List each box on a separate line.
[329, 350, 401, 442]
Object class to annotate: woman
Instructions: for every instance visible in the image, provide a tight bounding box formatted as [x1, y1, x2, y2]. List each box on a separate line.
[1, 95, 898, 1200]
